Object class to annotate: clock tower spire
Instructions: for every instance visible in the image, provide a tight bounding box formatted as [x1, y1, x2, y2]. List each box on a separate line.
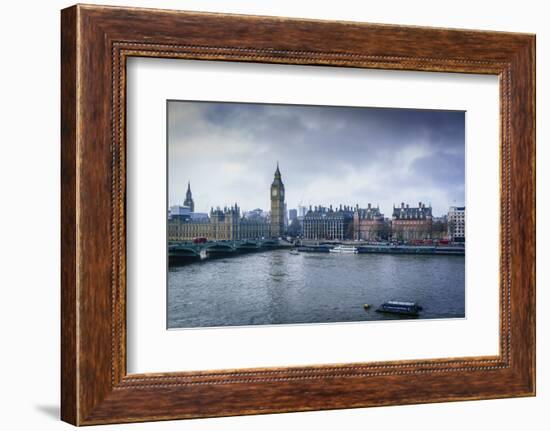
[270, 162, 285, 238]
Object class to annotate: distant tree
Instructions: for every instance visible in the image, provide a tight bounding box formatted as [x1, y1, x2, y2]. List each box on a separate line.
[379, 221, 392, 241]
[432, 220, 448, 239]
[447, 219, 456, 240]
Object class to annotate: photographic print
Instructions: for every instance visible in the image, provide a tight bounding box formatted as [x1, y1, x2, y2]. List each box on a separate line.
[167, 101, 465, 329]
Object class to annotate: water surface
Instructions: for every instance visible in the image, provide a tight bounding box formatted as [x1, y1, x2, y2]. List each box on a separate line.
[168, 250, 465, 328]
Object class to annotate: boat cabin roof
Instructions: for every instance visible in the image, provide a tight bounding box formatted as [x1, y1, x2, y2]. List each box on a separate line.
[386, 301, 417, 306]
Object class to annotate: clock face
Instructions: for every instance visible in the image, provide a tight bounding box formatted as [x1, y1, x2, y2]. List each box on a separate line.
[272, 188, 277, 197]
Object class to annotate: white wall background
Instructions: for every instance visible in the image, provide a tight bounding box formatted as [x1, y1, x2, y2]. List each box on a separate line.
[0, 0, 546, 429]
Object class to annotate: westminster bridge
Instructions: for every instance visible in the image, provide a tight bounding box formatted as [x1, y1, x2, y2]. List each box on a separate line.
[168, 239, 291, 263]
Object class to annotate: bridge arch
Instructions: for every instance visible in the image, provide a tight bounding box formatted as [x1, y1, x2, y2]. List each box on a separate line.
[203, 242, 235, 251]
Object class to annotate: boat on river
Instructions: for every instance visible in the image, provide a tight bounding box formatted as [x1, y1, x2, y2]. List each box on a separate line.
[376, 301, 423, 316]
[329, 245, 358, 254]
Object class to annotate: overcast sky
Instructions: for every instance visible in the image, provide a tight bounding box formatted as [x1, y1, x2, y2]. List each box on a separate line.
[168, 101, 465, 217]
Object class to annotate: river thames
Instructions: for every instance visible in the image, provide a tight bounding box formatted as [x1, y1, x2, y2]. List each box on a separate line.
[167, 249, 465, 329]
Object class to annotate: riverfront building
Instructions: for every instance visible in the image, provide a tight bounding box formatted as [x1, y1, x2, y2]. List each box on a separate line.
[302, 205, 355, 240]
[353, 203, 385, 240]
[168, 164, 284, 242]
[168, 166, 455, 243]
[302, 203, 386, 241]
[391, 202, 433, 241]
[447, 206, 465, 242]
[168, 203, 271, 241]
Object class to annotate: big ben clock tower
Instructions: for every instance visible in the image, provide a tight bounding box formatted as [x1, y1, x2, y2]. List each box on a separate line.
[270, 162, 285, 238]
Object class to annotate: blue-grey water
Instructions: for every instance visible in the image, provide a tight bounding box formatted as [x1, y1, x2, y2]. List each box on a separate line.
[167, 250, 465, 329]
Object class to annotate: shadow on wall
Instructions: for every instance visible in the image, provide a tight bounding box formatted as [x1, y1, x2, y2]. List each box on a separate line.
[34, 405, 59, 421]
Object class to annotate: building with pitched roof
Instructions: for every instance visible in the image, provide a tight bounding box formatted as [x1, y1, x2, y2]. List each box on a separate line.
[391, 202, 433, 241]
[302, 205, 355, 240]
[353, 203, 385, 240]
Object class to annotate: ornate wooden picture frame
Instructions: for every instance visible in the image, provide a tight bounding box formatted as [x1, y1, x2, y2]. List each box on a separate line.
[61, 4, 535, 425]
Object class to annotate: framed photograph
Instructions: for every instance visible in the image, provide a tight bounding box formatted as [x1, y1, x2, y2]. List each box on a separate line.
[165, 101, 466, 330]
[61, 4, 535, 425]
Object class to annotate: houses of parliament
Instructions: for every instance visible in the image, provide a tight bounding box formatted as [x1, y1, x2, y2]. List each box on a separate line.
[168, 164, 285, 242]
[168, 162, 441, 243]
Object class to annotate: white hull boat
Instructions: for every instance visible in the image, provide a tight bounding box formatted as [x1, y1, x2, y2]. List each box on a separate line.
[329, 245, 358, 254]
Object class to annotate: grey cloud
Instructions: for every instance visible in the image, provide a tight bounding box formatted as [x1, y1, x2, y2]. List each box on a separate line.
[168, 101, 465, 217]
